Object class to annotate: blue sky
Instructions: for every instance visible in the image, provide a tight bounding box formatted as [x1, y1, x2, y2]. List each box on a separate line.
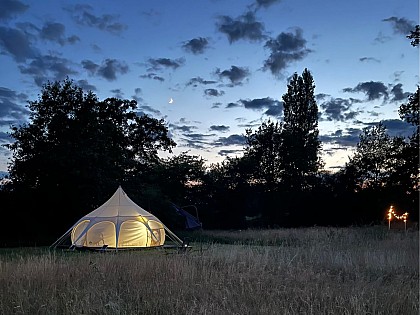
[0, 0, 418, 173]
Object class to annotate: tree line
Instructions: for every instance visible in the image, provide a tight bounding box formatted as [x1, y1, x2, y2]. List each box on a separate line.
[0, 29, 418, 246]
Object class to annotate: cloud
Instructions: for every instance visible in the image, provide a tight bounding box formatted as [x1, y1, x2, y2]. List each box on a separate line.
[204, 88, 225, 97]
[210, 125, 230, 132]
[181, 133, 215, 149]
[0, 0, 28, 21]
[67, 4, 127, 34]
[323, 119, 415, 149]
[374, 31, 392, 44]
[137, 105, 162, 116]
[0, 87, 29, 127]
[319, 97, 361, 122]
[182, 37, 210, 54]
[215, 65, 250, 86]
[218, 149, 243, 157]
[40, 22, 80, 46]
[131, 87, 143, 103]
[263, 28, 311, 76]
[255, 0, 282, 9]
[146, 57, 185, 71]
[390, 83, 410, 101]
[98, 59, 129, 81]
[110, 88, 124, 98]
[81, 59, 99, 74]
[382, 119, 416, 137]
[264, 105, 283, 117]
[214, 134, 246, 146]
[82, 58, 129, 81]
[139, 72, 164, 82]
[169, 123, 198, 134]
[239, 97, 283, 117]
[359, 57, 380, 63]
[76, 79, 96, 91]
[0, 26, 38, 62]
[216, 11, 266, 43]
[186, 76, 217, 87]
[343, 81, 388, 101]
[0, 131, 12, 143]
[19, 55, 78, 86]
[226, 102, 241, 109]
[382, 17, 416, 35]
[320, 128, 361, 147]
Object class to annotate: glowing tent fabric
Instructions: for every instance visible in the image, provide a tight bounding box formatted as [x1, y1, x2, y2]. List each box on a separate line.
[51, 186, 183, 250]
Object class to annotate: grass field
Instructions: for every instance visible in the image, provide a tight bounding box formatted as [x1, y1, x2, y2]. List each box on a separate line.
[0, 226, 418, 314]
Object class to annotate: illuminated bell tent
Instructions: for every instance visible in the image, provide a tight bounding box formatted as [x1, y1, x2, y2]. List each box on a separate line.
[51, 186, 184, 250]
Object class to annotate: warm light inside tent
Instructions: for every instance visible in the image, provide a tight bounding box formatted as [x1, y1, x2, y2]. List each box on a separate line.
[51, 187, 183, 251]
[70, 219, 165, 248]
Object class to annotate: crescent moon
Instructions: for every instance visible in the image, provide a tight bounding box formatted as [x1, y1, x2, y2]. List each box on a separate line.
[169, 98, 174, 104]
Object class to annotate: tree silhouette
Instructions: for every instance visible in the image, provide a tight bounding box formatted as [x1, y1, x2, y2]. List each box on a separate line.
[281, 68, 322, 191]
[407, 25, 420, 47]
[344, 122, 397, 191]
[4, 79, 175, 240]
[243, 119, 283, 192]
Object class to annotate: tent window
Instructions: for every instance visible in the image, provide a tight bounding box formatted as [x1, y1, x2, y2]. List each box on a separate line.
[71, 220, 90, 246]
[86, 221, 116, 247]
[118, 220, 148, 248]
[148, 220, 165, 246]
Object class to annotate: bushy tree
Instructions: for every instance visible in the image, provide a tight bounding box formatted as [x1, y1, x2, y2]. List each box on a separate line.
[394, 87, 419, 216]
[343, 122, 397, 191]
[243, 119, 283, 191]
[4, 79, 175, 239]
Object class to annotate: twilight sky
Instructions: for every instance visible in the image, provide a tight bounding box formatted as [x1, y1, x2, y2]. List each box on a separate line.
[0, 0, 418, 173]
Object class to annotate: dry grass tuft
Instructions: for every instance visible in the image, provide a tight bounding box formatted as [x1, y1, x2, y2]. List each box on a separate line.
[0, 226, 418, 314]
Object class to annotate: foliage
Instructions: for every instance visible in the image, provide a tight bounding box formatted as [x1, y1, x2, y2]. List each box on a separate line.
[243, 119, 283, 191]
[0, 72, 418, 244]
[407, 24, 420, 47]
[3, 79, 175, 239]
[394, 87, 420, 210]
[344, 122, 397, 191]
[281, 68, 323, 191]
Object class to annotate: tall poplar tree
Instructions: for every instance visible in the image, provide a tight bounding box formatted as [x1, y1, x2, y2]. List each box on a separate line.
[280, 68, 322, 191]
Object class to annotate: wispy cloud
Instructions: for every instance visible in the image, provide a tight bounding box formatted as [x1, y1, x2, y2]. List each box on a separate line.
[66, 4, 127, 35]
[343, 81, 388, 101]
[263, 28, 311, 76]
[19, 55, 78, 86]
[217, 11, 267, 43]
[239, 97, 283, 117]
[0, 87, 29, 127]
[40, 22, 80, 46]
[210, 125, 230, 132]
[146, 57, 185, 71]
[204, 88, 225, 97]
[0, 0, 28, 21]
[0, 26, 38, 62]
[319, 97, 361, 122]
[186, 77, 217, 87]
[383, 16, 416, 35]
[182, 37, 210, 54]
[215, 65, 250, 86]
[82, 58, 129, 81]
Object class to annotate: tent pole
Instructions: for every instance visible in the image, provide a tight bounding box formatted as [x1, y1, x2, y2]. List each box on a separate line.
[50, 226, 74, 249]
[163, 224, 184, 246]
